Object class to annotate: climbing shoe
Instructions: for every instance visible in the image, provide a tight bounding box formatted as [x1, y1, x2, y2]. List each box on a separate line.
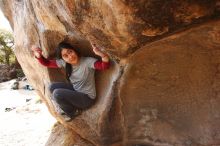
[61, 113, 72, 122]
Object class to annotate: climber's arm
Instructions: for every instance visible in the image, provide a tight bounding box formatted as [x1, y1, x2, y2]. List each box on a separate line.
[32, 46, 59, 68]
[91, 44, 110, 70]
[94, 60, 110, 70]
[35, 56, 59, 68]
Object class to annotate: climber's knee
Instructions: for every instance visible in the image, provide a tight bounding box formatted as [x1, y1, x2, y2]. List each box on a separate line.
[48, 83, 56, 93]
[52, 89, 64, 102]
[48, 82, 73, 93]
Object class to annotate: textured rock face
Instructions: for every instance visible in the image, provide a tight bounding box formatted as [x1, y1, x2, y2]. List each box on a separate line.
[1, 0, 220, 145]
[45, 123, 94, 146]
[121, 21, 220, 145]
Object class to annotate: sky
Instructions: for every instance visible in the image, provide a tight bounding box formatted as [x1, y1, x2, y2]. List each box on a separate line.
[0, 9, 12, 32]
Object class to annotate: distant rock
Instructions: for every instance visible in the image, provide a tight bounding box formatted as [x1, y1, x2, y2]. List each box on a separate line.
[11, 81, 19, 90]
[0, 64, 24, 83]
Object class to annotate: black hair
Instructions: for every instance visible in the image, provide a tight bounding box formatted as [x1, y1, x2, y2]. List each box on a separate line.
[56, 42, 80, 81]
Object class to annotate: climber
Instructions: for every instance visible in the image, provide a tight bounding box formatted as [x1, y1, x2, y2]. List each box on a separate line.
[32, 42, 110, 121]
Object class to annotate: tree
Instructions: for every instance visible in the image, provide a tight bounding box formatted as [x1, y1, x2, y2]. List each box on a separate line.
[0, 29, 15, 66]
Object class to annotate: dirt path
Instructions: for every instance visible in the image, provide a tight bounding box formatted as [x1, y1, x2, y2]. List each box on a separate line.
[0, 79, 56, 146]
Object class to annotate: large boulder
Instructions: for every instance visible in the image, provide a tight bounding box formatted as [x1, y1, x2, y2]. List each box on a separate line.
[120, 21, 220, 145]
[1, 0, 220, 145]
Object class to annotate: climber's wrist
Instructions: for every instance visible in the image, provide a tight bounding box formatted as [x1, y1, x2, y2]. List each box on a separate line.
[101, 54, 109, 62]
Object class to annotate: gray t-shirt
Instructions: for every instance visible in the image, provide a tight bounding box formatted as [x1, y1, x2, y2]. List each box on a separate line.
[56, 57, 97, 99]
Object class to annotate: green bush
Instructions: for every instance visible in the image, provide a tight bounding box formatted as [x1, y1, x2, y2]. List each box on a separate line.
[0, 29, 15, 66]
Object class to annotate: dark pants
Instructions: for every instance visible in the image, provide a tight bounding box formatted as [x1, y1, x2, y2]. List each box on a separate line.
[49, 82, 94, 117]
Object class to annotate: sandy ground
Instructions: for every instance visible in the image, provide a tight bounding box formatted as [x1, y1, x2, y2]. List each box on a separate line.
[0, 79, 56, 146]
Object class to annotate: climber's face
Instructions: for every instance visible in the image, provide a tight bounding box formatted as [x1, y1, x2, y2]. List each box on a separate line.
[61, 48, 79, 65]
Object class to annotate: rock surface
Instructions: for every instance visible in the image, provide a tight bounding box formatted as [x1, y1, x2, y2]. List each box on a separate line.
[0, 0, 220, 145]
[45, 123, 94, 146]
[0, 64, 22, 82]
[121, 21, 220, 146]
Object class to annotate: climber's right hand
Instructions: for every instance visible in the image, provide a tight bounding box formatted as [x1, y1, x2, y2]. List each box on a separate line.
[31, 45, 42, 58]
